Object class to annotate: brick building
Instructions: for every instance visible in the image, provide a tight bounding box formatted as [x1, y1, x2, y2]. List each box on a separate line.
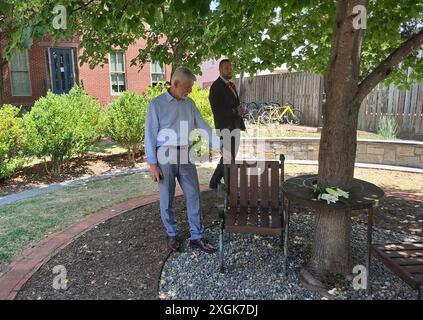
[1, 36, 171, 107]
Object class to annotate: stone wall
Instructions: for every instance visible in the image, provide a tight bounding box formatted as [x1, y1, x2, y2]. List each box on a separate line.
[238, 138, 423, 169]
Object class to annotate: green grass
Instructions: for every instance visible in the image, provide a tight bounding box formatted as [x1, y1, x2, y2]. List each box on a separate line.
[0, 166, 215, 267]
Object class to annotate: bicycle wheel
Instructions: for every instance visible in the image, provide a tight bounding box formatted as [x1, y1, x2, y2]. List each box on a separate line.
[260, 110, 271, 124]
[244, 112, 256, 125]
[292, 109, 303, 125]
[268, 107, 283, 124]
[284, 108, 303, 125]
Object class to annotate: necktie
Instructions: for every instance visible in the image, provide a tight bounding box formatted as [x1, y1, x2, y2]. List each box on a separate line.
[227, 82, 237, 97]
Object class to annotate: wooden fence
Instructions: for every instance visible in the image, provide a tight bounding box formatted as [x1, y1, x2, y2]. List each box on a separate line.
[239, 72, 323, 127]
[238, 72, 423, 138]
[358, 83, 423, 138]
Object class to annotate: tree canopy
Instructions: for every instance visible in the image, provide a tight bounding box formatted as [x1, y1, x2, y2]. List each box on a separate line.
[1, 0, 421, 87]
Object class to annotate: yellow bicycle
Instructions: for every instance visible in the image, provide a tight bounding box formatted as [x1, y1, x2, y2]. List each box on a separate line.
[268, 101, 303, 125]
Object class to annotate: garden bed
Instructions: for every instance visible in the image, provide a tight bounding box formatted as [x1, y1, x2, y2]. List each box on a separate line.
[0, 145, 146, 197]
[14, 185, 423, 300]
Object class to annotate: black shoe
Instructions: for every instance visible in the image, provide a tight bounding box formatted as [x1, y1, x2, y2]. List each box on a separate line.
[168, 236, 180, 252]
[190, 239, 216, 254]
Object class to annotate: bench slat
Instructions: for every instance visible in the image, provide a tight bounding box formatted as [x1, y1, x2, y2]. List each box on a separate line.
[372, 242, 423, 289]
[240, 164, 248, 208]
[229, 164, 238, 209]
[377, 243, 423, 251]
[260, 164, 270, 228]
[384, 251, 423, 258]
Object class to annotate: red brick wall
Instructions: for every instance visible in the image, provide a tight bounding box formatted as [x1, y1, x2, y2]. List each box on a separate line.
[1, 36, 171, 107]
[78, 38, 171, 106]
[1, 36, 79, 106]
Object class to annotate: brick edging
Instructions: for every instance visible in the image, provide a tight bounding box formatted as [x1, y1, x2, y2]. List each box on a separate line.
[0, 185, 211, 300]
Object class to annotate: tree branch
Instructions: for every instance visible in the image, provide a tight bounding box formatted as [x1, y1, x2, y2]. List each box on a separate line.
[72, 0, 96, 13]
[355, 28, 423, 103]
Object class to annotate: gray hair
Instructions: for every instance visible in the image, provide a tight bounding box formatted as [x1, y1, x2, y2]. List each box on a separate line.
[171, 67, 196, 85]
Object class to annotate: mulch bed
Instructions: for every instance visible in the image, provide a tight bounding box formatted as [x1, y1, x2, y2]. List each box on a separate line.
[15, 190, 422, 300]
[15, 191, 218, 300]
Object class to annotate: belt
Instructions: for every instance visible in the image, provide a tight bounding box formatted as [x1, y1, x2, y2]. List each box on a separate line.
[157, 145, 189, 150]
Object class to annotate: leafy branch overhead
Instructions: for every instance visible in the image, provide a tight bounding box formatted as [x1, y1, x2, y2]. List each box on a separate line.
[1, 0, 422, 86]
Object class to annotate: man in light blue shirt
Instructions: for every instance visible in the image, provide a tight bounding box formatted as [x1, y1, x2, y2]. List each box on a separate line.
[145, 67, 229, 254]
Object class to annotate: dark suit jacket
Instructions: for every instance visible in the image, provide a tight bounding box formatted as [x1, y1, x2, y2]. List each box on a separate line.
[209, 77, 246, 132]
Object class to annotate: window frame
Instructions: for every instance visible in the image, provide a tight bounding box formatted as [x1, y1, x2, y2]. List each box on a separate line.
[150, 61, 166, 86]
[9, 49, 32, 97]
[108, 51, 127, 95]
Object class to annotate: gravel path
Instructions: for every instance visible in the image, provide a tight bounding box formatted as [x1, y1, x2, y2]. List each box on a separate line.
[159, 212, 422, 300]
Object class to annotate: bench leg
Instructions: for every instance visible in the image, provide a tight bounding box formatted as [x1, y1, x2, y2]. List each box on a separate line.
[419, 285, 423, 300]
[279, 197, 284, 248]
[366, 206, 374, 294]
[219, 217, 225, 273]
[283, 200, 291, 278]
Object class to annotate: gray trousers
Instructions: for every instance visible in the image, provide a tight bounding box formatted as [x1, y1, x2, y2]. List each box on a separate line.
[158, 151, 204, 240]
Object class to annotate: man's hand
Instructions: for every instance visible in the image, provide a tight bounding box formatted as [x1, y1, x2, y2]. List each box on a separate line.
[149, 164, 163, 182]
[237, 104, 245, 117]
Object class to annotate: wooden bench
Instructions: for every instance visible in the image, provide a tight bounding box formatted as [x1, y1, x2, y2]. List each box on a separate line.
[217, 158, 285, 273]
[371, 242, 423, 299]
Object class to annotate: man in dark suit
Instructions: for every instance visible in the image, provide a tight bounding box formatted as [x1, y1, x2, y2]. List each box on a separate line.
[209, 59, 246, 189]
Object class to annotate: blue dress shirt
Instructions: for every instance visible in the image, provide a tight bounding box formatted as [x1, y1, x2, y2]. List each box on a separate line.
[145, 90, 221, 164]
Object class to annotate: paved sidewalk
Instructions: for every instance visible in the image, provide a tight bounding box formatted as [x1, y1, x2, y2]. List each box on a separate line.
[0, 168, 149, 206]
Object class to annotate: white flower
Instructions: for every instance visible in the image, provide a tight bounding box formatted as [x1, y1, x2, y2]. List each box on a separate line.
[335, 188, 349, 199]
[320, 193, 338, 204]
[325, 187, 349, 199]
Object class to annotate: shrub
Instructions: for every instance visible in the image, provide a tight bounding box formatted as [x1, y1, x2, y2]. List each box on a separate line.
[144, 81, 169, 100]
[188, 85, 214, 158]
[106, 91, 148, 165]
[67, 86, 105, 155]
[23, 86, 103, 175]
[0, 105, 25, 181]
[378, 116, 398, 140]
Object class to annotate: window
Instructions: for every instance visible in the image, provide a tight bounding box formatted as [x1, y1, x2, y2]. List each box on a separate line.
[151, 61, 166, 86]
[9, 50, 31, 96]
[109, 52, 126, 94]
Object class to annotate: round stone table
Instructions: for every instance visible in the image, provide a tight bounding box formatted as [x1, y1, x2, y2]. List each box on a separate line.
[281, 174, 384, 286]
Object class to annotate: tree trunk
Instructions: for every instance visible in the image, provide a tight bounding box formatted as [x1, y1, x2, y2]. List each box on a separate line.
[307, 0, 366, 280]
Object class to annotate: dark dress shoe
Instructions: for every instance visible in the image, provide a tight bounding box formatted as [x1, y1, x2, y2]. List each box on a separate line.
[168, 236, 180, 252]
[190, 239, 216, 254]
